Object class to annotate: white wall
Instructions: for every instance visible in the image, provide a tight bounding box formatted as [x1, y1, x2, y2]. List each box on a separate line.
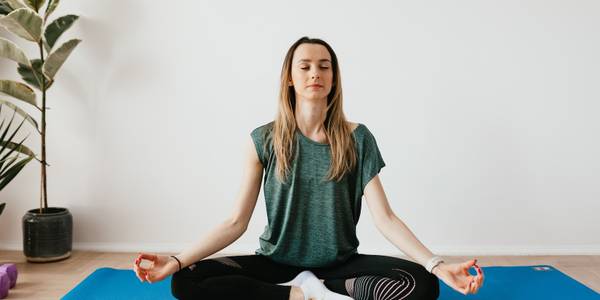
[1, 0, 599, 256]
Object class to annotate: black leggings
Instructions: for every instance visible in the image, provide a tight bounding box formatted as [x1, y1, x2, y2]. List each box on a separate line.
[171, 253, 439, 300]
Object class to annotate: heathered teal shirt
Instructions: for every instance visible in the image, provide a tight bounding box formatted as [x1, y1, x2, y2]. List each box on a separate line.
[250, 121, 386, 268]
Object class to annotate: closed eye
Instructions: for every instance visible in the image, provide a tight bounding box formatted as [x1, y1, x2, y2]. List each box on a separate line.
[300, 66, 329, 70]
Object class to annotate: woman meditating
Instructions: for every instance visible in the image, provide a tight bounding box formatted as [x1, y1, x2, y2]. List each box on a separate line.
[133, 36, 484, 300]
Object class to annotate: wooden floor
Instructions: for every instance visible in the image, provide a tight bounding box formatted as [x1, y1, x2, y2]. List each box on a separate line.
[0, 250, 599, 299]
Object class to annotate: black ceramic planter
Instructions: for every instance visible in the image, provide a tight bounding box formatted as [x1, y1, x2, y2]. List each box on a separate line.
[22, 207, 73, 262]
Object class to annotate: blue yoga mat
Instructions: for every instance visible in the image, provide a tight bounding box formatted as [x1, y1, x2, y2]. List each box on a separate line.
[62, 267, 176, 300]
[439, 265, 600, 300]
[63, 265, 599, 299]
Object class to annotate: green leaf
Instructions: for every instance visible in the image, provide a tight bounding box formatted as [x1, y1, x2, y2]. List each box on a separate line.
[0, 155, 33, 191]
[0, 7, 43, 42]
[43, 0, 57, 21]
[0, 37, 30, 66]
[4, 0, 26, 10]
[0, 80, 37, 107]
[0, 99, 39, 132]
[0, 104, 36, 184]
[0, 155, 19, 177]
[0, 140, 35, 157]
[18, 58, 52, 90]
[24, 0, 45, 12]
[42, 38, 80, 79]
[0, 112, 29, 163]
[0, 155, 18, 176]
[0, 1, 13, 15]
[0, 107, 24, 149]
[44, 14, 78, 51]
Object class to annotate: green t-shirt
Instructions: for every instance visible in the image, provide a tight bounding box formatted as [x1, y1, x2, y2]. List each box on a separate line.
[250, 121, 386, 268]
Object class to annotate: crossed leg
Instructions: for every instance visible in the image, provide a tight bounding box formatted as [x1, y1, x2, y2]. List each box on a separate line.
[170, 253, 439, 300]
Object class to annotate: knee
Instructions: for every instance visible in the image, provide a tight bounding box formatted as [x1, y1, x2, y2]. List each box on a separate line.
[426, 272, 440, 299]
[414, 269, 440, 300]
[170, 269, 189, 299]
[170, 260, 220, 299]
[170, 262, 207, 299]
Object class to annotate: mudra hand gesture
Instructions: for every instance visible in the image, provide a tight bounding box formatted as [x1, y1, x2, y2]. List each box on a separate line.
[433, 259, 484, 295]
[133, 253, 178, 283]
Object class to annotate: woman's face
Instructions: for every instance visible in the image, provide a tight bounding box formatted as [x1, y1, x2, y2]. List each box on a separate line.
[290, 43, 334, 102]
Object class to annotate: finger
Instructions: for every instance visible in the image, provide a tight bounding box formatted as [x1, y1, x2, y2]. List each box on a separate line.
[463, 258, 477, 268]
[132, 266, 141, 281]
[146, 272, 154, 283]
[135, 262, 150, 272]
[135, 256, 154, 271]
[473, 265, 484, 285]
[138, 253, 158, 261]
[134, 256, 145, 270]
[136, 272, 145, 282]
[470, 279, 479, 294]
[475, 272, 484, 286]
[462, 259, 477, 275]
[467, 275, 477, 286]
[134, 267, 147, 282]
[473, 277, 481, 291]
[479, 268, 485, 283]
[462, 281, 472, 295]
[475, 264, 483, 276]
[470, 281, 478, 294]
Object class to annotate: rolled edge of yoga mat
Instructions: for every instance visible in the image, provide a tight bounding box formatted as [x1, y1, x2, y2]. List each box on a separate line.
[0, 270, 10, 299]
[0, 264, 17, 289]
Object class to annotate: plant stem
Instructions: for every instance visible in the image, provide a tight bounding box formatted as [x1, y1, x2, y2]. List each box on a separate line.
[38, 40, 48, 211]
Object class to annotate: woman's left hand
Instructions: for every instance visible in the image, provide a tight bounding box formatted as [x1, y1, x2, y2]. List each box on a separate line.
[433, 259, 484, 295]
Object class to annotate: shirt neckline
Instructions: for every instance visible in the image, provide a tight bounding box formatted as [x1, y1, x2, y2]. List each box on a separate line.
[295, 123, 363, 146]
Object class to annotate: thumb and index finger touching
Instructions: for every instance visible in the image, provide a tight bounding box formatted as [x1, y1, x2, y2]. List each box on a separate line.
[135, 252, 157, 271]
[461, 259, 484, 281]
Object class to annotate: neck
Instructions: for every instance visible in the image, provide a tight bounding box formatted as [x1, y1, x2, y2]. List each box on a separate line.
[294, 96, 328, 136]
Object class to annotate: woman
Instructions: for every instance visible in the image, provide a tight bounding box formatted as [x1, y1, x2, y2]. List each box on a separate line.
[133, 36, 484, 300]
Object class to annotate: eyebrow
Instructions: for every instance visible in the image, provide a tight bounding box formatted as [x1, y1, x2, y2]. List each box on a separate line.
[297, 59, 331, 64]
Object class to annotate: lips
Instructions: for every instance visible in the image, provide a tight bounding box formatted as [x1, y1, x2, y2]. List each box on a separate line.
[308, 84, 323, 88]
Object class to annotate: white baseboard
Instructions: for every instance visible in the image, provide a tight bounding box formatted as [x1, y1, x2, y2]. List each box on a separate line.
[2, 242, 600, 256]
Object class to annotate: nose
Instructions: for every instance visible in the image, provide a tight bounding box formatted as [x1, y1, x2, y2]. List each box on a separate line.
[312, 72, 320, 79]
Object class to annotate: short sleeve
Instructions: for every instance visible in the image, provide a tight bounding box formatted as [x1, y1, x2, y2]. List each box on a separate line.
[359, 126, 386, 193]
[250, 123, 272, 167]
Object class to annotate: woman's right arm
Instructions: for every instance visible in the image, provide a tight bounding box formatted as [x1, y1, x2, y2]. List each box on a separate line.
[171, 136, 264, 270]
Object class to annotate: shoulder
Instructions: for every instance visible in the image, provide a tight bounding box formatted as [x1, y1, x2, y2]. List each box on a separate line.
[251, 121, 275, 137]
[251, 121, 275, 153]
[348, 121, 375, 138]
[349, 122, 381, 150]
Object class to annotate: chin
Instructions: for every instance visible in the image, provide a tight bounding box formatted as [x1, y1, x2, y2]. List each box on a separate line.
[304, 93, 328, 100]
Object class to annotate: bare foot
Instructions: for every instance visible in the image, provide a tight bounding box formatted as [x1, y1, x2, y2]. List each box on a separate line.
[289, 286, 304, 300]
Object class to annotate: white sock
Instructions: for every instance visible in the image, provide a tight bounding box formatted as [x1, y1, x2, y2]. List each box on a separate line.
[280, 270, 352, 300]
[279, 270, 313, 287]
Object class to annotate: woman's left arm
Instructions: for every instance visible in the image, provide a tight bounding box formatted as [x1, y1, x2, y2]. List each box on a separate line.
[363, 174, 437, 267]
[363, 175, 484, 295]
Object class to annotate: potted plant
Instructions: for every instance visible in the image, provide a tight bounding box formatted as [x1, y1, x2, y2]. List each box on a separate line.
[0, 104, 36, 217]
[0, 0, 81, 262]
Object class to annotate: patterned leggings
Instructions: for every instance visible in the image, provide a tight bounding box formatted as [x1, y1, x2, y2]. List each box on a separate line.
[171, 253, 439, 299]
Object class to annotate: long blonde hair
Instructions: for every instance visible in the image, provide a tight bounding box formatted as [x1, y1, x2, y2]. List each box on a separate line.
[271, 36, 357, 183]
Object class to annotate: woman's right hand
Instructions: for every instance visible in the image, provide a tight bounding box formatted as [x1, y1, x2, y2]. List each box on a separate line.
[133, 252, 179, 283]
